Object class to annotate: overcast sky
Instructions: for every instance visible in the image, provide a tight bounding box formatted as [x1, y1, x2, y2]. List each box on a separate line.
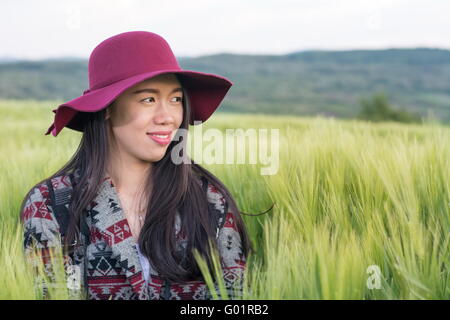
[1, 0, 449, 60]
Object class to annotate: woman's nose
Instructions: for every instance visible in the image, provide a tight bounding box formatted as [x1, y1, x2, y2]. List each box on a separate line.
[153, 101, 175, 124]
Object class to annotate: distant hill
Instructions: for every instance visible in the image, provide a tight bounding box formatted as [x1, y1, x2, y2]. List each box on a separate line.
[1, 48, 449, 123]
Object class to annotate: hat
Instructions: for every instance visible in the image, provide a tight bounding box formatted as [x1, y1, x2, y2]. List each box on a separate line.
[45, 31, 233, 137]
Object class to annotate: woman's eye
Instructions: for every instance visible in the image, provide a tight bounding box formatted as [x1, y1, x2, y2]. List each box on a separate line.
[142, 97, 155, 103]
[142, 97, 182, 103]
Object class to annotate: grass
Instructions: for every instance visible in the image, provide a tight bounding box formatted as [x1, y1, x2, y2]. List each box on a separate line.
[0, 99, 449, 299]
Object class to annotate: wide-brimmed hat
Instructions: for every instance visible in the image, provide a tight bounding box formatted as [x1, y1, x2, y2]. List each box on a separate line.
[45, 31, 233, 137]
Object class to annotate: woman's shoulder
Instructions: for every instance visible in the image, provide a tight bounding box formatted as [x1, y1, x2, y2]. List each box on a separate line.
[196, 175, 240, 233]
[194, 174, 227, 213]
[21, 179, 64, 249]
[20, 181, 51, 223]
[20, 172, 74, 227]
[204, 179, 227, 216]
[198, 176, 244, 269]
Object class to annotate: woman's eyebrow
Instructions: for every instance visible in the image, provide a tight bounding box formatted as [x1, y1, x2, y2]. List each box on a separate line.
[132, 87, 183, 94]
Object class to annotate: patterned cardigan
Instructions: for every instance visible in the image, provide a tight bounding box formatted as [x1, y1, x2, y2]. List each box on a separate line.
[20, 171, 246, 300]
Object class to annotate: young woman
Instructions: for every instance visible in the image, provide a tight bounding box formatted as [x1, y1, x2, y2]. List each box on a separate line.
[19, 31, 262, 300]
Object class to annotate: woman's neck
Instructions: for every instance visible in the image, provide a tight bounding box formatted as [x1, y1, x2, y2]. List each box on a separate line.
[105, 161, 152, 200]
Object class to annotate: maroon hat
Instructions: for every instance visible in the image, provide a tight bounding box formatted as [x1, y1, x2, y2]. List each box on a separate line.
[45, 31, 233, 137]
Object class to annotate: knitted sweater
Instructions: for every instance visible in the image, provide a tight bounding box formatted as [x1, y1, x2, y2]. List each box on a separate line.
[21, 170, 246, 300]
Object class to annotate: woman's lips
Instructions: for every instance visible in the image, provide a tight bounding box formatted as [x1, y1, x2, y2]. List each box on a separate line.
[146, 132, 172, 145]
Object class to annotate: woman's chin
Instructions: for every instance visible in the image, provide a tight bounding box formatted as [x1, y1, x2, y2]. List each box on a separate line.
[143, 153, 165, 163]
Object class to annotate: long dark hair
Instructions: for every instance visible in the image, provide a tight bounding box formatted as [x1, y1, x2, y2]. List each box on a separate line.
[20, 75, 273, 284]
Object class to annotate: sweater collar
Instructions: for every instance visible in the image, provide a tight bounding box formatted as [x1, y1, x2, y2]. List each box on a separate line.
[87, 175, 152, 299]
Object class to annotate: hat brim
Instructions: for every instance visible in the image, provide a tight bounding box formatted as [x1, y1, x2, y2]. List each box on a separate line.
[45, 69, 233, 136]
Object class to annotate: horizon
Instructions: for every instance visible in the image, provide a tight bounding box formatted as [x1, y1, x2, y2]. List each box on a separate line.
[1, 46, 448, 63]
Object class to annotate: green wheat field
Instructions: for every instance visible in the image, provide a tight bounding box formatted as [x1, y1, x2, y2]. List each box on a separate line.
[1, 99, 449, 299]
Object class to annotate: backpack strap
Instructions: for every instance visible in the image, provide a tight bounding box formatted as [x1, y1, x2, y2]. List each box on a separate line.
[45, 178, 71, 240]
[45, 173, 90, 298]
[200, 175, 227, 239]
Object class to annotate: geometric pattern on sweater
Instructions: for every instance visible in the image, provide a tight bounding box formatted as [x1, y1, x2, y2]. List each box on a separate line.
[21, 171, 246, 300]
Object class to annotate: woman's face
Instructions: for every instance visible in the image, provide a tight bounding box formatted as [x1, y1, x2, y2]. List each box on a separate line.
[106, 73, 184, 163]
